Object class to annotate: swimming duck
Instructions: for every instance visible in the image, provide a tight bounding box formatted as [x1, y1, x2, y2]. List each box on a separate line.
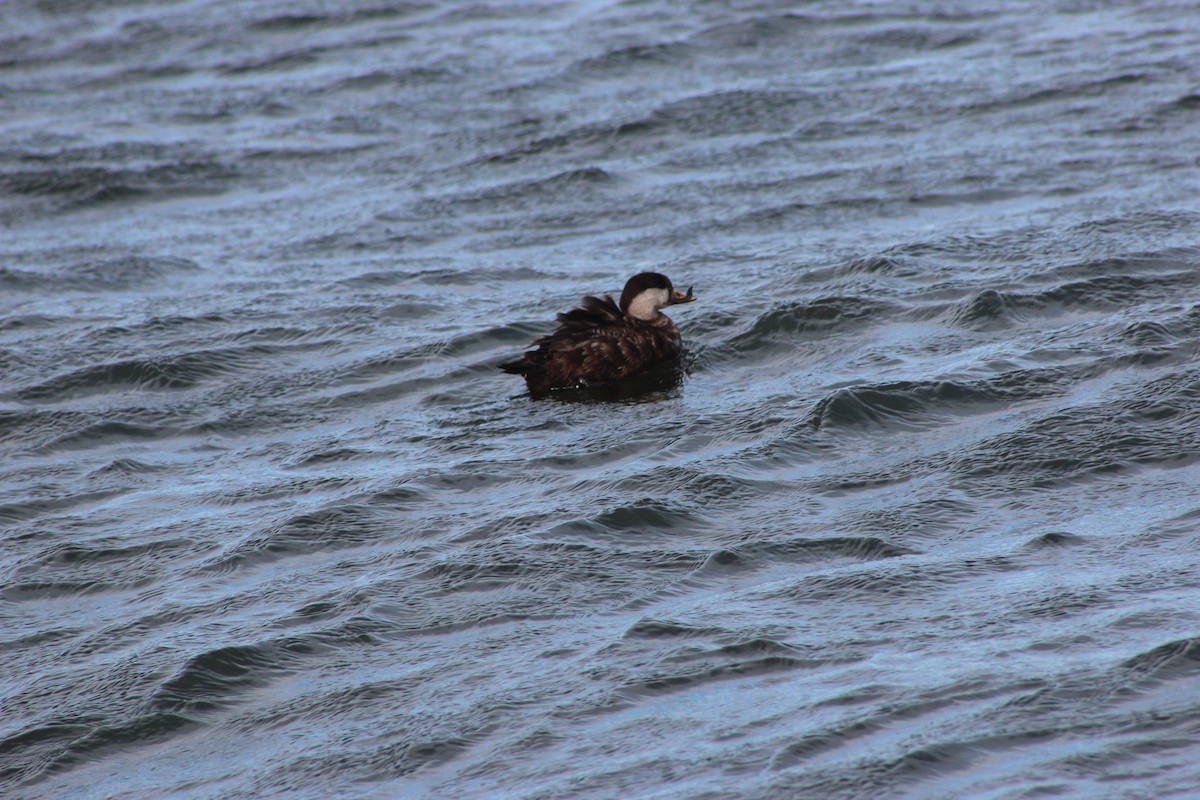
[500, 272, 696, 392]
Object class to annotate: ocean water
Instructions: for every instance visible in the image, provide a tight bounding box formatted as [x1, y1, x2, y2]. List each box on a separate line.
[4, 1, 1200, 798]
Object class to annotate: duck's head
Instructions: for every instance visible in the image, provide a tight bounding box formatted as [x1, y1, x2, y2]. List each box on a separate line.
[619, 272, 696, 320]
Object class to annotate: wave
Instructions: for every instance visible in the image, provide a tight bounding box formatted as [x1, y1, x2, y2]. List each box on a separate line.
[245, 4, 428, 32]
[807, 366, 1080, 432]
[565, 41, 696, 79]
[949, 368, 1200, 491]
[772, 554, 1017, 605]
[409, 167, 616, 217]
[13, 345, 292, 403]
[693, 537, 915, 578]
[967, 72, 1150, 116]
[193, 492, 421, 573]
[947, 250, 1200, 328]
[0, 488, 128, 528]
[0, 408, 97, 451]
[0, 631, 333, 786]
[0, 256, 200, 293]
[731, 296, 900, 348]
[616, 89, 818, 138]
[0, 156, 236, 213]
[689, 9, 984, 50]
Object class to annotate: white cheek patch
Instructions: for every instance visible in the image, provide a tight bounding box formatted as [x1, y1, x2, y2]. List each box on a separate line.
[626, 288, 670, 320]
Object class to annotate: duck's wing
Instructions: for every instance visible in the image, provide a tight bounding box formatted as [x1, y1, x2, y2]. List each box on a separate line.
[500, 295, 622, 381]
[535, 294, 624, 347]
[547, 311, 680, 386]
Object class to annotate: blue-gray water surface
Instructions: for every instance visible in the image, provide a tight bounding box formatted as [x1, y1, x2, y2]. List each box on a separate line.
[4, 1, 1200, 798]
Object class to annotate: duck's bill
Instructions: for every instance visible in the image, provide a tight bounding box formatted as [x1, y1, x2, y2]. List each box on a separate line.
[669, 286, 696, 304]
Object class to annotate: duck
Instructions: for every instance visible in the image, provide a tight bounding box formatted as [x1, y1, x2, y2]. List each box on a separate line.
[500, 272, 697, 393]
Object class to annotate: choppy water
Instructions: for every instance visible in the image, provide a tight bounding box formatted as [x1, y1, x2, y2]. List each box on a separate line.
[4, 1, 1200, 798]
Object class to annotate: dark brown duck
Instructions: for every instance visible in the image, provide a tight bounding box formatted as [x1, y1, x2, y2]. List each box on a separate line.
[500, 272, 697, 392]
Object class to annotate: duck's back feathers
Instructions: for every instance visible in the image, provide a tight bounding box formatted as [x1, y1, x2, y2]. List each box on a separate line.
[544, 294, 624, 341]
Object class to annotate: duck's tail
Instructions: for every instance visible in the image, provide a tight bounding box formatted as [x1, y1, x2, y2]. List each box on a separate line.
[499, 358, 526, 375]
